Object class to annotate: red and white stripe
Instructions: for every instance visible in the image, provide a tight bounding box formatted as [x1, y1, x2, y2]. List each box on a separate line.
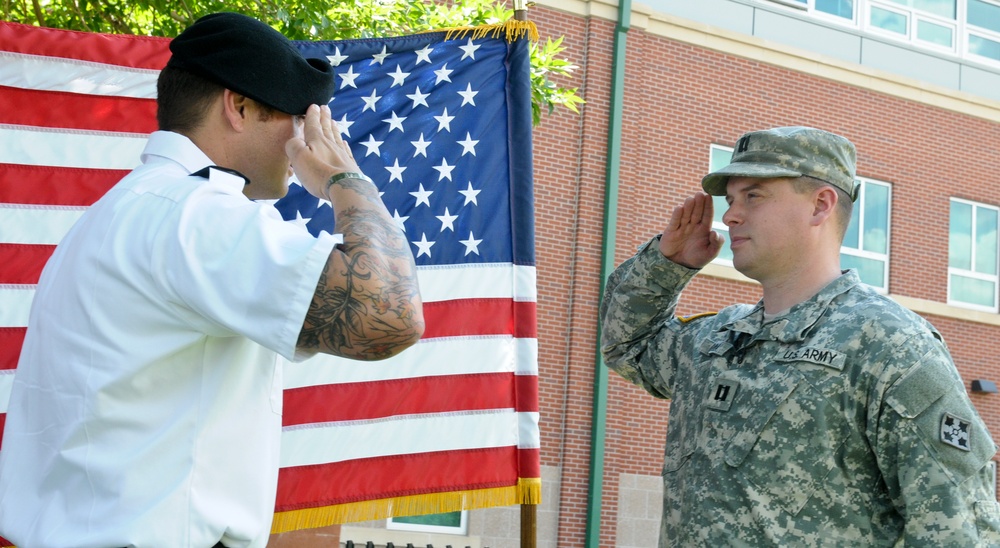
[0, 21, 539, 523]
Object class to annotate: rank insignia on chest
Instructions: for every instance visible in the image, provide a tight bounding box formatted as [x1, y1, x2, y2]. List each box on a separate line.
[940, 412, 972, 451]
[705, 378, 739, 412]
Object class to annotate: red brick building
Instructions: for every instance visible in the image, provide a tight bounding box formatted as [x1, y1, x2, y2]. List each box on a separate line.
[336, 0, 1000, 546]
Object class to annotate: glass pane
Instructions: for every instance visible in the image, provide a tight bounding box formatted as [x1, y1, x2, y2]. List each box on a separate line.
[871, 6, 908, 34]
[915, 0, 956, 19]
[969, 0, 1000, 33]
[951, 273, 996, 308]
[862, 183, 889, 253]
[712, 195, 734, 263]
[976, 207, 998, 275]
[844, 196, 861, 250]
[709, 146, 733, 263]
[949, 201, 972, 269]
[710, 146, 731, 172]
[392, 511, 462, 527]
[816, 0, 854, 18]
[917, 19, 953, 46]
[970, 34, 1000, 61]
[842, 253, 886, 288]
[889, 0, 956, 18]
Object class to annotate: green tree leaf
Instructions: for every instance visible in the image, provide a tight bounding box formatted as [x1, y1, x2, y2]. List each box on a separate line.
[3, 0, 583, 125]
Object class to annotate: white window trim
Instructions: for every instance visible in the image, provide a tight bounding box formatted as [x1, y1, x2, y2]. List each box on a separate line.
[967, 26, 1000, 63]
[770, 0, 809, 8]
[709, 144, 735, 268]
[841, 177, 892, 293]
[865, 1, 913, 39]
[387, 510, 469, 535]
[759, 0, 1000, 67]
[913, 14, 958, 50]
[947, 197, 1000, 312]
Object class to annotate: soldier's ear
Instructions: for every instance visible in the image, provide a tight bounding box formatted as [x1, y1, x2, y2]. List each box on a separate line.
[810, 185, 838, 227]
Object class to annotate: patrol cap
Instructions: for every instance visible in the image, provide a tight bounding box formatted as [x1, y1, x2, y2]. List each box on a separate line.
[166, 12, 335, 116]
[701, 126, 859, 201]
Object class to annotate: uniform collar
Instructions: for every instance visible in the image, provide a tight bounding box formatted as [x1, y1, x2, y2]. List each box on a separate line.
[722, 270, 862, 344]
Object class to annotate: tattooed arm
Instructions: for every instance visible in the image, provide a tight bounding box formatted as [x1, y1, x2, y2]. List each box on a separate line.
[286, 104, 424, 360]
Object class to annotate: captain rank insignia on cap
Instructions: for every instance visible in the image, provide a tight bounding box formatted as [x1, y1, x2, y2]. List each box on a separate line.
[941, 412, 972, 451]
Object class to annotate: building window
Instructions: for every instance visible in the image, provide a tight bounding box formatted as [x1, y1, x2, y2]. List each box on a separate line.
[817, 0, 857, 18]
[866, 0, 958, 49]
[968, 0, 1000, 62]
[763, 0, 1000, 64]
[388, 511, 468, 535]
[841, 178, 892, 291]
[917, 18, 955, 46]
[709, 145, 734, 266]
[888, 0, 956, 19]
[870, 3, 910, 35]
[769, 0, 856, 18]
[948, 198, 999, 311]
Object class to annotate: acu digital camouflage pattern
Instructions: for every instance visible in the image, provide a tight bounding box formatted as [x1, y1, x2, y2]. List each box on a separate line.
[701, 126, 859, 201]
[600, 238, 1000, 547]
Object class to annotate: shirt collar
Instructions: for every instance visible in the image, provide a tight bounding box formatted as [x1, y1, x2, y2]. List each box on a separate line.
[140, 130, 216, 176]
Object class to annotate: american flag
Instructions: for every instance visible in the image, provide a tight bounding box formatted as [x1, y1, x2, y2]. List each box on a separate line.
[0, 20, 539, 538]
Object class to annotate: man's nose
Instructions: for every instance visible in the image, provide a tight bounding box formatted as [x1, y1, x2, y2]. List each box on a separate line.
[722, 203, 739, 226]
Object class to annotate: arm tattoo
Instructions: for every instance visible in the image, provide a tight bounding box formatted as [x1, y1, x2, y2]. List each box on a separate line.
[297, 186, 422, 360]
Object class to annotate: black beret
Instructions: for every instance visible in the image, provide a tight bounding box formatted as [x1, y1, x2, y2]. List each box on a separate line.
[166, 12, 335, 115]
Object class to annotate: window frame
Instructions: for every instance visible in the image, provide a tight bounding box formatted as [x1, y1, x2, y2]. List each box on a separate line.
[840, 177, 893, 292]
[866, 1, 913, 39]
[709, 144, 735, 268]
[386, 510, 469, 535]
[947, 197, 1000, 312]
[759, 0, 1000, 67]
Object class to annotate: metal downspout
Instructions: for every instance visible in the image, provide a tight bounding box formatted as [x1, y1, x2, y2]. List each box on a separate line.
[586, 0, 630, 545]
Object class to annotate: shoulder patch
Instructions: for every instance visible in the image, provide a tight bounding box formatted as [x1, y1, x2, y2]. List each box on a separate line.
[941, 412, 972, 452]
[677, 311, 718, 323]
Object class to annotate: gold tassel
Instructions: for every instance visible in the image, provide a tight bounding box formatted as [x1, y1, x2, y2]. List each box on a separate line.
[271, 479, 543, 533]
[435, 19, 540, 43]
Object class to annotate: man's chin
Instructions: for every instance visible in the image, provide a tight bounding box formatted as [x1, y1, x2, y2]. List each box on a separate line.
[730, 255, 754, 279]
[242, 180, 289, 201]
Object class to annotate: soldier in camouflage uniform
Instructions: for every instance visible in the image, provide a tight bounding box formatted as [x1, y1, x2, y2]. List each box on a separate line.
[600, 126, 1000, 546]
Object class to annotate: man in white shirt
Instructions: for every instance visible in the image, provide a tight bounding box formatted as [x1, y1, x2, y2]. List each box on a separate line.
[0, 12, 424, 547]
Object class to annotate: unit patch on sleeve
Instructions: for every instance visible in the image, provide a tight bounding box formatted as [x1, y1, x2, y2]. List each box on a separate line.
[940, 412, 972, 452]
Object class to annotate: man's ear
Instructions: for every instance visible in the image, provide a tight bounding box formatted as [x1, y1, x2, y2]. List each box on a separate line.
[222, 89, 249, 132]
[811, 185, 838, 227]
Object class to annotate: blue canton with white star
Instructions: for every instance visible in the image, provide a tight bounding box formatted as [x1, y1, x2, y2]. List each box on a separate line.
[279, 33, 521, 267]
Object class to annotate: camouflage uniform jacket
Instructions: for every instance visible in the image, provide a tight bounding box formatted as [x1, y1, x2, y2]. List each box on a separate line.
[600, 238, 1000, 547]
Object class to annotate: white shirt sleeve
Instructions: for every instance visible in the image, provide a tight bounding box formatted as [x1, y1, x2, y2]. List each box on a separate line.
[153, 180, 337, 361]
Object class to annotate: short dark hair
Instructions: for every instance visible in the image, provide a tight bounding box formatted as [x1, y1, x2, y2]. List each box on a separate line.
[791, 176, 854, 239]
[156, 65, 223, 133]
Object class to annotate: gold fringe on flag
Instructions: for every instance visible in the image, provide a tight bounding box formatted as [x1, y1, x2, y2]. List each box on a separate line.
[271, 478, 542, 533]
[434, 18, 540, 43]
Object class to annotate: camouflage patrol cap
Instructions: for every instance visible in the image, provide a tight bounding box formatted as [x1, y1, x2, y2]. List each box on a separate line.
[702, 126, 859, 201]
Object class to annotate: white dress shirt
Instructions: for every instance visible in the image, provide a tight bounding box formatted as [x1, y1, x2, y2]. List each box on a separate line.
[0, 131, 338, 547]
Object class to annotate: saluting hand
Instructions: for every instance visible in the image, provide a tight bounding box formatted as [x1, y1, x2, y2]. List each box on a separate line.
[285, 104, 363, 200]
[658, 192, 724, 269]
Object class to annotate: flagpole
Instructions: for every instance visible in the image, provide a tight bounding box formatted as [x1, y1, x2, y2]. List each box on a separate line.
[510, 1, 536, 544]
[510, 0, 537, 545]
[513, 0, 529, 21]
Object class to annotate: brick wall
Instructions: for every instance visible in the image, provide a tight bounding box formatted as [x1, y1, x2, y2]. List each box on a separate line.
[530, 4, 1000, 546]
